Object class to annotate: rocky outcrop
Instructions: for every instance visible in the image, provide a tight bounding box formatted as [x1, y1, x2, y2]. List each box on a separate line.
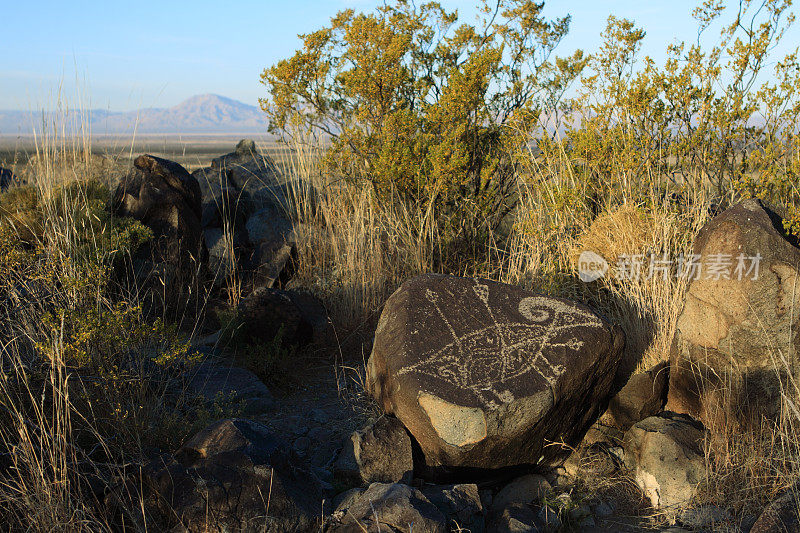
[111, 155, 204, 309]
[667, 199, 800, 430]
[193, 140, 305, 290]
[112, 154, 203, 266]
[327, 482, 447, 533]
[366, 274, 625, 476]
[142, 419, 325, 532]
[623, 412, 707, 517]
[334, 416, 413, 487]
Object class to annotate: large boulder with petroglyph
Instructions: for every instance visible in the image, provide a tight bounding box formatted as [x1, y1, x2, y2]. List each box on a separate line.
[667, 199, 800, 430]
[366, 274, 625, 475]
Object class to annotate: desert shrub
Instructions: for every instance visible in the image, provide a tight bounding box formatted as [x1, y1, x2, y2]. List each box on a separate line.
[261, 0, 585, 260]
[559, 0, 799, 223]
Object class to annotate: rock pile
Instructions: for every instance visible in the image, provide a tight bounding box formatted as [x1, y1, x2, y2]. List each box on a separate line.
[111, 154, 204, 311]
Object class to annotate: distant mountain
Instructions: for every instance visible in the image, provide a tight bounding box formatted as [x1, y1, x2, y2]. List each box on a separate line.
[0, 94, 269, 135]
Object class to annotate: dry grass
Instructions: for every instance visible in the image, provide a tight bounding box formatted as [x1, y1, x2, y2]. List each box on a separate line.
[0, 112, 799, 530]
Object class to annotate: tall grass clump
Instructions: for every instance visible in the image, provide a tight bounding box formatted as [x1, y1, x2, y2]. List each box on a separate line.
[0, 111, 225, 531]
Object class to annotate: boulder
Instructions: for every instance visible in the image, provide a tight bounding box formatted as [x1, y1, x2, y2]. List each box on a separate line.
[334, 416, 413, 487]
[204, 227, 242, 284]
[488, 503, 539, 533]
[245, 205, 294, 246]
[600, 361, 669, 431]
[111, 155, 204, 307]
[0, 167, 22, 190]
[327, 482, 447, 533]
[751, 489, 800, 533]
[200, 185, 250, 230]
[187, 362, 274, 415]
[667, 199, 800, 430]
[146, 419, 324, 532]
[366, 274, 625, 474]
[237, 287, 330, 348]
[623, 412, 707, 516]
[422, 484, 484, 533]
[492, 474, 551, 511]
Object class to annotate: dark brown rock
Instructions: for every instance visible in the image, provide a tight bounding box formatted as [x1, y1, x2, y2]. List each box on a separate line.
[111, 155, 204, 307]
[366, 274, 625, 475]
[667, 199, 800, 430]
[237, 287, 330, 347]
[327, 482, 447, 533]
[146, 419, 324, 532]
[600, 361, 669, 431]
[752, 489, 800, 533]
[334, 416, 413, 486]
[422, 483, 484, 533]
[0, 167, 23, 190]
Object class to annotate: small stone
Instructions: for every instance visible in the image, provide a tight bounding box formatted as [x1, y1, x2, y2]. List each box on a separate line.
[491, 504, 540, 533]
[308, 408, 329, 424]
[537, 505, 562, 530]
[593, 500, 614, 518]
[492, 474, 551, 511]
[294, 436, 311, 455]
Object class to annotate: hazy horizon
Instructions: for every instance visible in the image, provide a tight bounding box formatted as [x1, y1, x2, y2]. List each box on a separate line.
[4, 0, 797, 113]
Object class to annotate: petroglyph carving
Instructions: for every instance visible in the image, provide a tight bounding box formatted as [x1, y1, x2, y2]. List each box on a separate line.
[399, 279, 603, 409]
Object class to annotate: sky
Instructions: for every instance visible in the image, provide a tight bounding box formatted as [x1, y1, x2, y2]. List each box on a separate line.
[1, 0, 798, 111]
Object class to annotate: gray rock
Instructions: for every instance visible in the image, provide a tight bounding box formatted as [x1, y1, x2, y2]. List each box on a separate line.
[334, 417, 413, 487]
[200, 185, 251, 229]
[422, 484, 484, 533]
[367, 274, 625, 474]
[492, 474, 551, 511]
[332, 488, 364, 513]
[592, 500, 614, 518]
[489, 504, 539, 533]
[204, 227, 243, 283]
[187, 362, 273, 414]
[245, 206, 293, 246]
[623, 412, 707, 516]
[327, 482, 447, 533]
